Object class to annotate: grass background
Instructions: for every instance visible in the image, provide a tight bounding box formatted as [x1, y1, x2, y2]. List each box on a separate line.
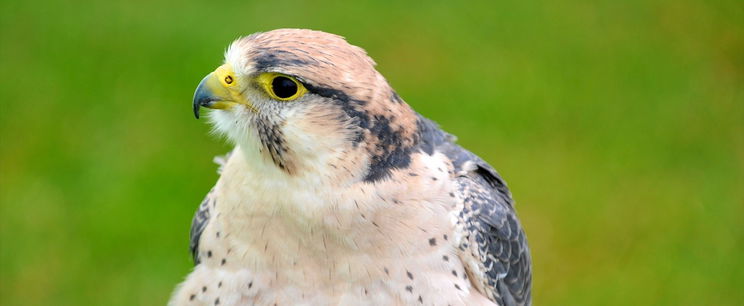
[1, 0, 742, 305]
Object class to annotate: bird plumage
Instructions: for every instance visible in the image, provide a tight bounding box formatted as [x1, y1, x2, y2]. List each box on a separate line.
[171, 29, 531, 306]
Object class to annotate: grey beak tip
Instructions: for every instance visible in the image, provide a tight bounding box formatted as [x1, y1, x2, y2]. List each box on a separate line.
[193, 102, 201, 119]
[193, 73, 214, 120]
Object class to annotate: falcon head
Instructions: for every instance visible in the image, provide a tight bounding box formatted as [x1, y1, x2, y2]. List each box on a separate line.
[193, 29, 423, 183]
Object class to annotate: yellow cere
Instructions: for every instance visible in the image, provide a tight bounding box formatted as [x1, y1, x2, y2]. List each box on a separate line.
[256, 72, 307, 101]
[203, 64, 258, 112]
[215, 64, 237, 87]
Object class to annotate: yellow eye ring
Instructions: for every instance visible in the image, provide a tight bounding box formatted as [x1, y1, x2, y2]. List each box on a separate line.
[257, 73, 307, 101]
[224, 75, 233, 84]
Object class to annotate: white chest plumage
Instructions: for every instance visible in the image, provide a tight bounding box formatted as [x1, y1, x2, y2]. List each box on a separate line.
[169, 149, 494, 306]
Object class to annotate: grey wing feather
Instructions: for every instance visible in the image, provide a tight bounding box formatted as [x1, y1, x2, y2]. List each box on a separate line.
[455, 170, 532, 306]
[189, 153, 231, 265]
[417, 116, 532, 306]
[189, 190, 213, 265]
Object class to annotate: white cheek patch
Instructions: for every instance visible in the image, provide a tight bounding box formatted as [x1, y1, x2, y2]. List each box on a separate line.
[207, 106, 254, 145]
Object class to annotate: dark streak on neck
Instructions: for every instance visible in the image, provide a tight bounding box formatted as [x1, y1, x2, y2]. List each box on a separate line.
[304, 82, 420, 183]
[255, 116, 293, 174]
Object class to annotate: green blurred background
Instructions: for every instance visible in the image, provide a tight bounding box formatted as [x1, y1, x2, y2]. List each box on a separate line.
[1, 0, 742, 305]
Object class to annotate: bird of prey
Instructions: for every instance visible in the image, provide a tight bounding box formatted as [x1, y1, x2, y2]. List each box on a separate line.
[170, 29, 531, 306]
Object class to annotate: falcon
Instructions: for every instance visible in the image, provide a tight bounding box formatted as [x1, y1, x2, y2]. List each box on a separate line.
[170, 29, 531, 306]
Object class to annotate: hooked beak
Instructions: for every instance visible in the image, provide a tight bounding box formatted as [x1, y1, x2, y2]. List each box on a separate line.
[192, 72, 236, 119]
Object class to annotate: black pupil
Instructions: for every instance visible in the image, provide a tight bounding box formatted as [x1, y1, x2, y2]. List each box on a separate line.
[271, 77, 298, 99]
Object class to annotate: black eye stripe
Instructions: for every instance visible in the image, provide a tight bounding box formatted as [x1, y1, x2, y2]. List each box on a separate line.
[271, 76, 298, 99]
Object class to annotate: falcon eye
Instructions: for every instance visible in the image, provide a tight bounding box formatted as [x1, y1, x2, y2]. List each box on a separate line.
[224, 75, 233, 84]
[271, 76, 298, 99]
[257, 73, 307, 101]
